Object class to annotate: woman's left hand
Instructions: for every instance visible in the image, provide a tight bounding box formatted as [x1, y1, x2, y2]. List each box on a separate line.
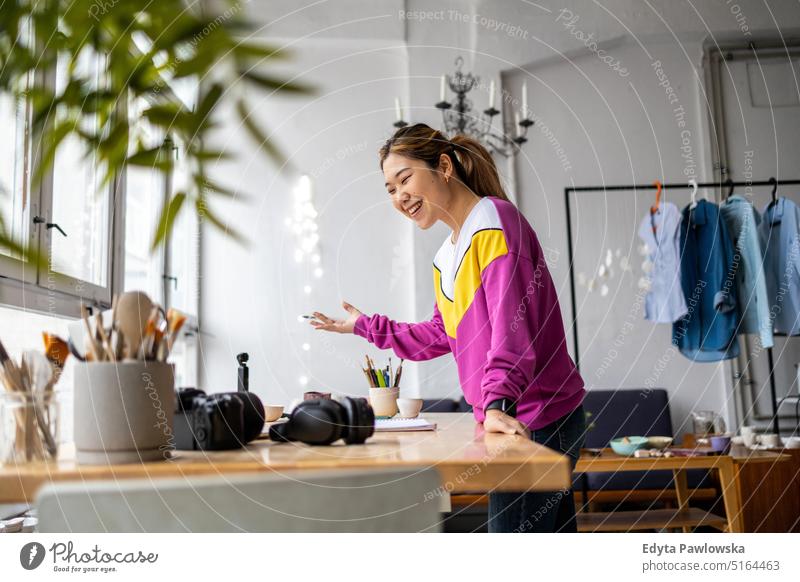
[309, 301, 363, 334]
[483, 409, 531, 439]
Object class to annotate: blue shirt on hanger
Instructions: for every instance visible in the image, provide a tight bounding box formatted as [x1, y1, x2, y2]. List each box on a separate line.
[638, 201, 688, 323]
[672, 199, 740, 361]
[759, 197, 800, 336]
[720, 195, 773, 348]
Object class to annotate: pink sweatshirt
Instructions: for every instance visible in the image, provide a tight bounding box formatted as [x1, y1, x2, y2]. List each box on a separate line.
[354, 196, 585, 430]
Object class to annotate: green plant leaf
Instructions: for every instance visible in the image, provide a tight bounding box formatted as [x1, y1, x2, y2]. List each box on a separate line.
[151, 191, 186, 251]
[194, 174, 247, 200]
[195, 196, 246, 245]
[126, 146, 173, 172]
[239, 70, 312, 94]
[235, 99, 286, 166]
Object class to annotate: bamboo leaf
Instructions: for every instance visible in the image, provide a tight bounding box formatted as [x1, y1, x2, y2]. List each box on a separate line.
[195, 196, 246, 245]
[235, 99, 286, 167]
[239, 70, 312, 95]
[151, 191, 186, 251]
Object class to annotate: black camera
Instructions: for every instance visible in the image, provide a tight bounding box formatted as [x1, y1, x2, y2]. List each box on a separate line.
[173, 353, 265, 451]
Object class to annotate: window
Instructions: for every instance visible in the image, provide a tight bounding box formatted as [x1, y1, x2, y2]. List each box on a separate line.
[0, 90, 31, 263]
[0, 39, 200, 385]
[44, 49, 113, 299]
[124, 95, 166, 304]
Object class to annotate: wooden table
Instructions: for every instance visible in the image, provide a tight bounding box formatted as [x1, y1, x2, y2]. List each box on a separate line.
[0, 413, 571, 504]
[574, 446, 791, 533]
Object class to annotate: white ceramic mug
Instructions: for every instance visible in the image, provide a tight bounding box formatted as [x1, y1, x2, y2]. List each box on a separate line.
[73, 361, 175, 464]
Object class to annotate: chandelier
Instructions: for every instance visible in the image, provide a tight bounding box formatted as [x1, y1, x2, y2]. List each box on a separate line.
[392, 57, 533, 157]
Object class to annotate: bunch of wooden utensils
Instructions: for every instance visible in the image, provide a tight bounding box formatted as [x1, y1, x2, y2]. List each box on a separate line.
[76, 291, 186, 362]
[0, 333, 68, 460]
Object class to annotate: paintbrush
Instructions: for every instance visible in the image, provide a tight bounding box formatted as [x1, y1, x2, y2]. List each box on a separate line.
[80, 305, 102, 362]
[0, 337, 23, 391]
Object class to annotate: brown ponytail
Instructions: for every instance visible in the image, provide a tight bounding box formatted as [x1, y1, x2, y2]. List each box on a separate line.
[378, 123, 511, 202]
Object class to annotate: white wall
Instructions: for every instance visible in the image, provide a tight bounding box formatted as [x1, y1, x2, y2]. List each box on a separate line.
[199, 33, 420, 403]
[199, 0, 800, 433]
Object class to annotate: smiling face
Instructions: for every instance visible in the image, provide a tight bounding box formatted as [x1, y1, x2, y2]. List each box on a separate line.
[383, 152, 453, 230]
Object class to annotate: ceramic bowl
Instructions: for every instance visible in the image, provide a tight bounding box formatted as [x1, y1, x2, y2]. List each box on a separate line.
[610, 436, 649, 456]
[646, 436, 673, 450]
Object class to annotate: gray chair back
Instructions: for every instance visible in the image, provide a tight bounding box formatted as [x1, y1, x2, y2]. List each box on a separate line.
[36, 467, 442, 532]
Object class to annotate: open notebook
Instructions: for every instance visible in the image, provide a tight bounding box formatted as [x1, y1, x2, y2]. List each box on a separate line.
[374, 417, 437, 432]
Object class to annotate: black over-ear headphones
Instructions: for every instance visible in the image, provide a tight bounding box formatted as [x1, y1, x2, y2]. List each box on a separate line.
[268, 397, 374, 445]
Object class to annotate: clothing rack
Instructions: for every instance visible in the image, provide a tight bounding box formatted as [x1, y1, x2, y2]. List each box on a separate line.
[564, 178, 800, 435]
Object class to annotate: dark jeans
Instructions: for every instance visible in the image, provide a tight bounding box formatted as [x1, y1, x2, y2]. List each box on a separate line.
[488, 404, 586, 533]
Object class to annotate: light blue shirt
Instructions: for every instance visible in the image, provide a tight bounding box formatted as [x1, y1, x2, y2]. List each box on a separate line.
[759, 197, 800, 336]
[638, 202, 687, 323]
[720, 195, 774, 348]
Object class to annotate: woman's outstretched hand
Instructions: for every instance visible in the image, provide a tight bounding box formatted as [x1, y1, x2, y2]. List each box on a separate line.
[309, 301, 363, 334]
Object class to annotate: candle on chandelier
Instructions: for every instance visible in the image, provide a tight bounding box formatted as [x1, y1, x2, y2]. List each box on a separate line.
[394, 97, 402, 121]
[439, 75, 446, 102]
[489, 80, 495, 109]
[514, 112, 521, 138]
[522, 83, 528, 118]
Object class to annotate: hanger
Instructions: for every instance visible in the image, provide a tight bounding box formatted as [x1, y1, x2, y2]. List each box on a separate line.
[649, 180, 663, 235]
[768, 177, 778, 205]
[689, 178, 699, 209]
[724, 178, 734, 200]
[650, 180, 662, 214]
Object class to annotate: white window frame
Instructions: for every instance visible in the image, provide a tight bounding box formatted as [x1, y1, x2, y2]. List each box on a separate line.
[0, 52, 198, 321]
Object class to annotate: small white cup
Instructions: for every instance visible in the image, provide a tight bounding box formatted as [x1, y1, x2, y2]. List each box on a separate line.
[785, 437, 800, 449]
[759, 433, 780, 448]
[396, 398, 423, 419]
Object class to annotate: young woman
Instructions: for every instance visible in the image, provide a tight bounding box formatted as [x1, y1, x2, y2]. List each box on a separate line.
[310, 123, 586, 533]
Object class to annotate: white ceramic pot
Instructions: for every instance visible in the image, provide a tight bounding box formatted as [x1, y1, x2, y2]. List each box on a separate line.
[73, 361, 175, 464]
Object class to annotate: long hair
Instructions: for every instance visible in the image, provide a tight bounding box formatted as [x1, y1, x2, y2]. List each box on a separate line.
[378, 123, 511, 202]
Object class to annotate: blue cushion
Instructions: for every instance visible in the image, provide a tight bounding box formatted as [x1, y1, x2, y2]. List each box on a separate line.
[421, 399, 459, 413]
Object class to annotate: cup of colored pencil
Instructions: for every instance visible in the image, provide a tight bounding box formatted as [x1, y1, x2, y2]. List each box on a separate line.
[361, 356, 402, 388]
[363, 356, 402, 417]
